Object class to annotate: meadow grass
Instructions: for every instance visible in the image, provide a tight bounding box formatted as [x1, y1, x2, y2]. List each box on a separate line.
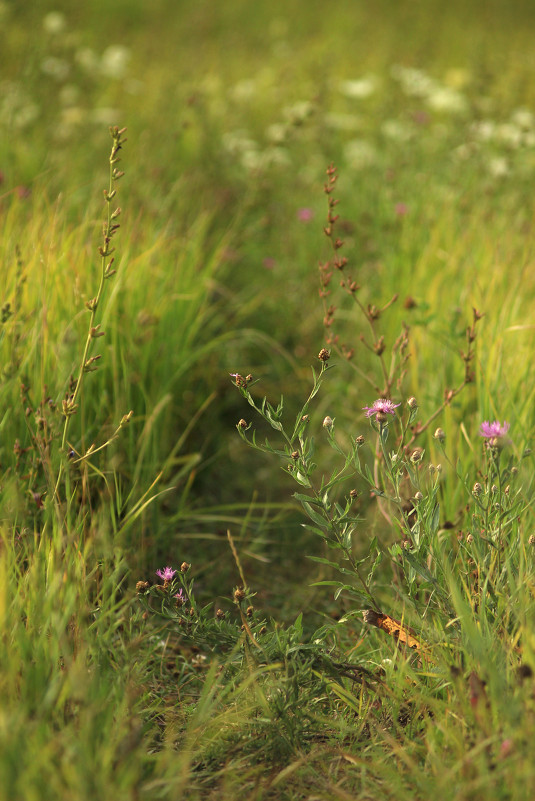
[1, 1, 535, 799]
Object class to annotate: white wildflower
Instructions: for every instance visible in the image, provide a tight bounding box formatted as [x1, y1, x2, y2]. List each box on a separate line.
[344, 139, 378, 170]
[101, 45, 130, 79]
[43, 11, 66, 34]
[339, 75, 378, 99]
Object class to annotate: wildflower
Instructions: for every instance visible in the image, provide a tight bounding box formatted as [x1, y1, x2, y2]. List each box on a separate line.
[363, 398, 401, 420]
[43, 11, 66, 34]
[479, 420, 510, 446]
[156, 566, 176, 582]
[297, 207, 314, 222]
[174, 589, 185, 605]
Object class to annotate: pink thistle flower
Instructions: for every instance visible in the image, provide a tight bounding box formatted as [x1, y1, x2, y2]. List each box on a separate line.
[479, 420, 510, 447]
[395, 202, 409, 217]
[363, 398, 401, 419]
[174, 589, 185, 606]
[297, 207, 314, 222]
[156, 566, 176, 582]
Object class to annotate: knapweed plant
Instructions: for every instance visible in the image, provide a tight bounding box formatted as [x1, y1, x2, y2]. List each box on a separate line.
[226, 164, 531, 657]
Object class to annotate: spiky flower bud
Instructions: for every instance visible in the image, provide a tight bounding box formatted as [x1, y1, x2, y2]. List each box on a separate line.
[234, 587, 246, 602]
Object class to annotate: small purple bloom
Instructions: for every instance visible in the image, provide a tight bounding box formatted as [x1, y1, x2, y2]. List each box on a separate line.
[479, 420, 510, 444]
[156, 566, 176, 582]
[363, 398, 401, 419]
[297, 207, 314, 222]
[395, 202, 409, 217]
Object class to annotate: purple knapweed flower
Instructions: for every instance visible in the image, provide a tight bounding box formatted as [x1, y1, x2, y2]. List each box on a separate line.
[297, 207, 314, 222]
[395, 202, 409, 217]
[174, 589, 185, 605]
[479, 420, 510, 446]
[363, 398, 401, 419]
[156, 566, 177, 582]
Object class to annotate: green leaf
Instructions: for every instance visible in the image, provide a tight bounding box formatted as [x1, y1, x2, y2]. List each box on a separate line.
[402, 550, 439, 587]
[300, 501, 329, 529]
[307, 555, 341, 569]
[294, 492, 321, 506]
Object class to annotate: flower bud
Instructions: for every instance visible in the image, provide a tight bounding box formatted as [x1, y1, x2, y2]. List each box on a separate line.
[407, 397, 418, 409]
[180, 562, 190, 573]
[234, 587, 246, 602]
[414, 491, 423, 502]
[323, 416, 334, 431]
[434, 427, 445, 441]
[318, 348, 330, 362]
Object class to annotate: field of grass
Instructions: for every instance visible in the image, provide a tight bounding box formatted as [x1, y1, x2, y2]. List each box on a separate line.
[1, 1, 535, 798]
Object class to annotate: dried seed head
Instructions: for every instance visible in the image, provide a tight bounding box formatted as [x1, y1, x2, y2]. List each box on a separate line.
[180, 562, 190, 573]
[291, 451, 299, 460]
[216, 608, 225, 619]
[246, 605, 254, 618]
[350, 489, 358, 498]
[136, 581, 150, 592]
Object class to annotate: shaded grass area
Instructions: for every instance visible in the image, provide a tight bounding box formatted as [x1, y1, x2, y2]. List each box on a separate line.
[1, 1, 535, 798]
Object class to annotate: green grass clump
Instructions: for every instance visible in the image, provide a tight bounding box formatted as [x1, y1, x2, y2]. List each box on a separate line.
[1, 1, 535, 799]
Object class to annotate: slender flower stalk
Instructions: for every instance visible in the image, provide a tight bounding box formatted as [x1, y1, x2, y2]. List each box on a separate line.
[53, 126, 126, 500]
